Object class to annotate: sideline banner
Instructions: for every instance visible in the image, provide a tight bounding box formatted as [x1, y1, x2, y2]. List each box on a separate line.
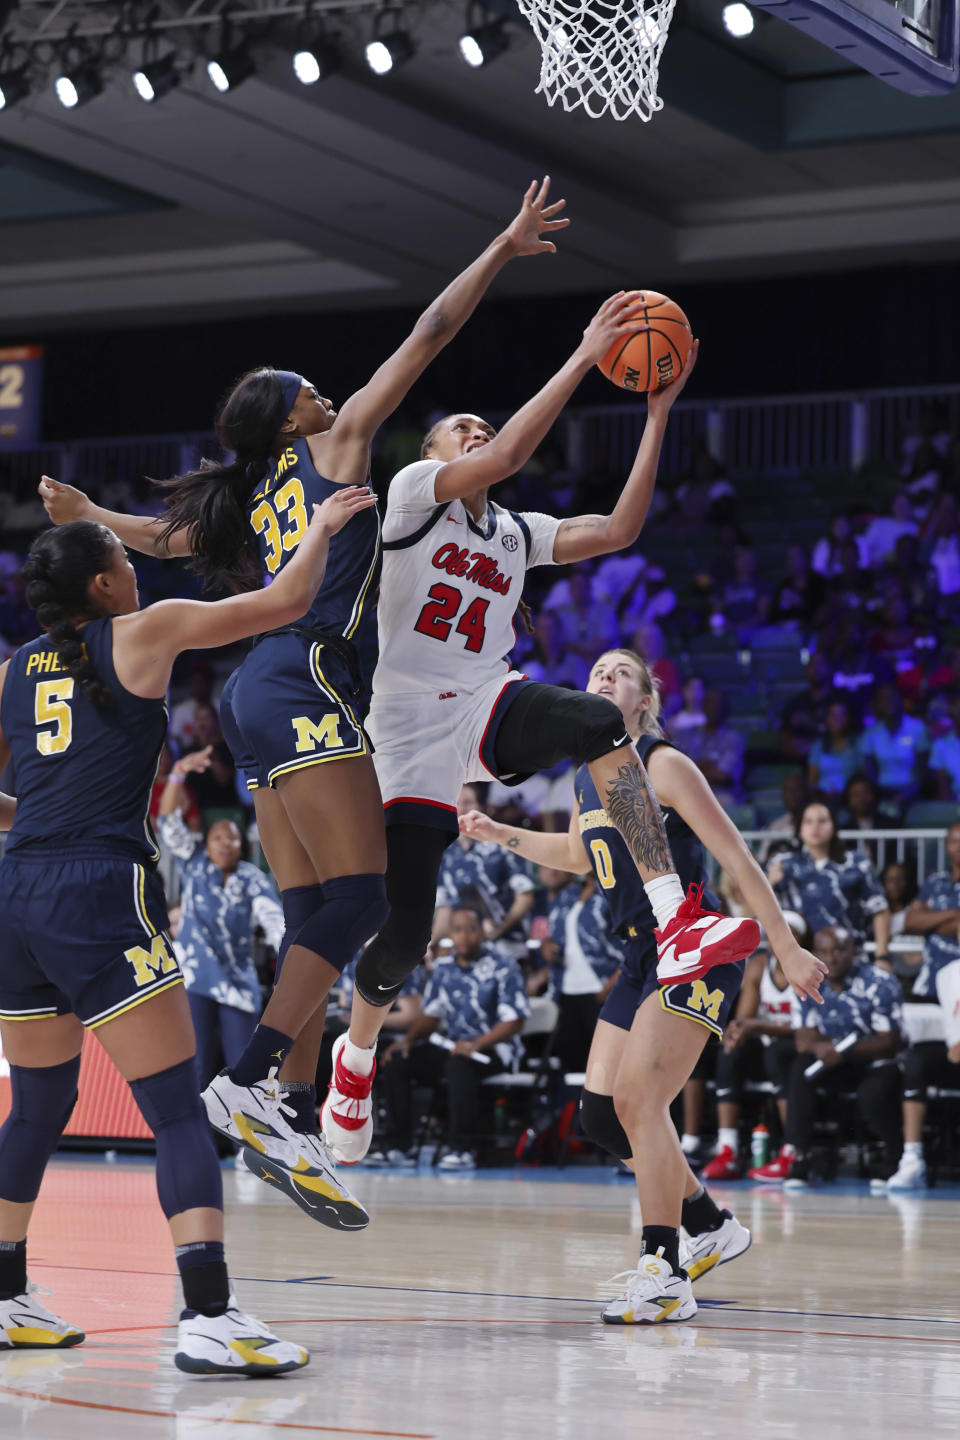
[0, 1032, 153, 1141]
[0, 345, 44, 447]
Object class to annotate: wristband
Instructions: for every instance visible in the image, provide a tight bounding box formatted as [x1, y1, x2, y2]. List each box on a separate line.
[171, 765, 186, 781]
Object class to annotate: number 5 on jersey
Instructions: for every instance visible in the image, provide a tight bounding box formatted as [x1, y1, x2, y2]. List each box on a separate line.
[414, 583, 489, 653]
[35, 678, 74, 755]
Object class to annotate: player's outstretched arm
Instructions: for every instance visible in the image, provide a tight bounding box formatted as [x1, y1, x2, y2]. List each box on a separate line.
[552, 340, 698, 564]
[38, 477, 193, 557]
[459, 806, 592, 875]
[113, 486, 376, 698]
[647, 744, 828, 1004]
[431, 293, 646, 505]
[330, 178, 569, 447]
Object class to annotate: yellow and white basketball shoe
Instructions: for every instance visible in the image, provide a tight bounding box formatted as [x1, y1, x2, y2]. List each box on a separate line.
[241, 1131, 370, 1231]
[601, 1255, 697, 1326]
[175, 1299, 309, 1377]
[0, 1284, 84, 1348]
[681, 1211, 752, 1282]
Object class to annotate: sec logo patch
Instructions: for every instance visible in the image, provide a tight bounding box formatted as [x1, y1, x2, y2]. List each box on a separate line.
[502, 533, 518, 552]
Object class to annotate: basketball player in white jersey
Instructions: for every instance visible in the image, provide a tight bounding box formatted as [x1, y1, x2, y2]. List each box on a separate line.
[322, 308, 825, 1160]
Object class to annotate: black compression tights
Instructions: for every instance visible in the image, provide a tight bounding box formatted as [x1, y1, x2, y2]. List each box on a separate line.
[354, 824, 451, 1005]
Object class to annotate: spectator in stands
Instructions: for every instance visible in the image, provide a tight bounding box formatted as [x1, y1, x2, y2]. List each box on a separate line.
[721, 545, 771, 634]
[903, 823, 960, 1002]
[885, 954, 960, 1190]
[619, 562, 677, 630]
[527, 865, 580, 994]
[181, 702, 238, 813]
[860, 683, 930, 806]
[541, 872, 623, 1071]
[862, 493, 918, 568]
[812, 512, 868, 578]
[825, 543, 872, 616]
[158, 751, 284, 1087]
[434, 785, 536, 961]
[669, 675, 707, 744]
[630, 620, 680, 713]
[807, 698, 864, 798]
[594, 551, 649, 615]
[866, 594, 934, 669]
[379, 906, 530, 1171]
[675, 444, 737, 525]
[887, 533, 939, 620]
[881, 859, 923, 992]
[929, 693, 960, 800]
[779, 690, 821, 765]
[768, 798, 891, 960]
[150, 742, 201, 831]
[553, 565, 620, 663]
[749, 924, 903, 1186]
[923, 493, 960, 598]
[770, 544, 825, 629]
[701, 943, 796, 1180]
[521, 610, 589, 691]
[168, 657, 215, 749]
[758, 771, 809, 860]
[680, 689, 745, 804]
[838, 773, 900, 860]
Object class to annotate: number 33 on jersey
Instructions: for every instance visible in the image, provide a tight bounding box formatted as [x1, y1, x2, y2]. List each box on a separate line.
[374, 458, 560, 698]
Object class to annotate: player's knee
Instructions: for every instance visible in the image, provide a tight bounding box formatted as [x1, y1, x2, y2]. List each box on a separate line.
[572, 693, 629, 765]
[354, 900, 434, 1006]
[579, 1089, 632, 1161]
[0, 1056, 81, 1203]
[293, 874, 389, 976]
[130, 1058, 223, 1218]
[277, 882, 325, 975]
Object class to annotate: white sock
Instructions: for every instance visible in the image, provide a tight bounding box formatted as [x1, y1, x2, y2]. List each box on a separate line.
[718, 1128, 738, 1152]
[680, 1133, 700, 1153]
[782, 1143, 796, 1159]
[343, 1036, 376, 1076]
[644, 873, 685, 929]
[904, 1141, 923, 1158]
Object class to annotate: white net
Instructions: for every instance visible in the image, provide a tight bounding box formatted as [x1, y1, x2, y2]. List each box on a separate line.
[514, 0, 677, 121]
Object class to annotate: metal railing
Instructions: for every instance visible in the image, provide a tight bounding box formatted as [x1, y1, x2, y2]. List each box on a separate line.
[732, 828, 949, 886]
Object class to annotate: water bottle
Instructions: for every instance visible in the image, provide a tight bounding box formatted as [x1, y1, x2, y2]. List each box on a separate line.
[750, 1124, 770, 1169]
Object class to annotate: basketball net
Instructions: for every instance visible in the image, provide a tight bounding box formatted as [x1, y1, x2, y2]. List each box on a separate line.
[515, 0, 677, 121]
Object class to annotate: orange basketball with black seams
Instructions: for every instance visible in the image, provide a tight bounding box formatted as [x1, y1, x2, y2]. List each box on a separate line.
[598, 291, 692, 394]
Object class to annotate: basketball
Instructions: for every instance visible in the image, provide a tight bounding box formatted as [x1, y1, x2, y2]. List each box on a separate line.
[598, 290, 692, 394]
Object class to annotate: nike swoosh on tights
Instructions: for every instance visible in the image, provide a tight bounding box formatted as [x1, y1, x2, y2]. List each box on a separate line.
[612, 734, 631, 747]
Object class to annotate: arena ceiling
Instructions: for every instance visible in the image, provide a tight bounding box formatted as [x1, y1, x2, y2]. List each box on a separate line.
[3, 0, 960, 332]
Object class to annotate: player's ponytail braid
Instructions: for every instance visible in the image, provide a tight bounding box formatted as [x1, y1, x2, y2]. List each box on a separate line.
[157, 366, 290, 591]
[22, 523, 116, 712]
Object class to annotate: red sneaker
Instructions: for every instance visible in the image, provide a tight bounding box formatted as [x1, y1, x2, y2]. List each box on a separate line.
[656, 885, 761, 985]
[748, 1145, 795, 1183]
[703, 1144, 741, 1181]
[320, 1034, 376, 1164]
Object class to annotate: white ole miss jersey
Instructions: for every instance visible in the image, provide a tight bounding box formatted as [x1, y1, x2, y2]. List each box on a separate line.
[373, 459, 560, 697]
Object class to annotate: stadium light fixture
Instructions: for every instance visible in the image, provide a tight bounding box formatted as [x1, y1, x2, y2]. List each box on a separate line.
[0, 65, 29, 111]
[293, 38, 340, 84]
[132, 54, 180, 103]
[54, 62, 102, 109]
[458, 20, 509, 68]
[722, 3, 755, 37]
[365, 29, 415, 75]
[207, 45, 255, 94]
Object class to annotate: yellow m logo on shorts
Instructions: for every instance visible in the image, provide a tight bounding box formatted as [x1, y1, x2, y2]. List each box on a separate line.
[125, 934, 178, 988]
[688, 979, 725, 1022]
[292, 714, 343, 754]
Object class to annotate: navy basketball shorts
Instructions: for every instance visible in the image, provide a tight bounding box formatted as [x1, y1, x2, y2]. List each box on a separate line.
[227, 632, 371, 791]
[600, 934, 745, 1040]
[0, 850, 182, 1029]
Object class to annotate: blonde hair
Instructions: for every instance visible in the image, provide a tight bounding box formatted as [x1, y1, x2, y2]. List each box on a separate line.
[596, 648, 663, 737]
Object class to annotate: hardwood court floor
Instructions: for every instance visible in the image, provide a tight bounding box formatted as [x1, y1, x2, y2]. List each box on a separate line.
[4, 1157, 959, 1439]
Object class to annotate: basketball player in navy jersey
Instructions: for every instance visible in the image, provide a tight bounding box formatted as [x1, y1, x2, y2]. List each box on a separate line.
[463, 649, 827, 1324]
[39, 179, 571, 1216]
[0, 489, 369, 1369]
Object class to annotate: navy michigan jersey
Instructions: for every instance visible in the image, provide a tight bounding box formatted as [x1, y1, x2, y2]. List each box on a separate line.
[576, 733, 709, 942]
[1, 620, 167, 861]
[247, 436, 381, 644]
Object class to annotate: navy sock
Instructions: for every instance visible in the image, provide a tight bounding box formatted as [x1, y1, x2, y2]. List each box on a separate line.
[641, 1226, 681, 1273]
[0, 1239, 27, 1301]
[176, 1240, 229, 1318]
[281, 1082, 317, 1135]
[229, 1025, 293, 1087]
[681, 1183, 726, 1236]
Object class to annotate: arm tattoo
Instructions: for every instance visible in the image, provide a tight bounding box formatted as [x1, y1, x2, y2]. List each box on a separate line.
[558, 516, 604, 535]
[601, 760, 674, 879]
[506, 837, 520, 849]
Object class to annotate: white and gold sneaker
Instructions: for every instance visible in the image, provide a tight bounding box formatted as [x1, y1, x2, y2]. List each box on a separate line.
[202, 1068, 300, 1165]
[601, 1255, 697, 1326]
[681, 1211, 752, 1281]
[0, 1283, 84, 1349]
[241, 1131, 369, 1231]
[175, 1299, 309, 1377]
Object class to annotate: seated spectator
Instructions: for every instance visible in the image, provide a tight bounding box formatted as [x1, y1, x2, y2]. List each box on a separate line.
[758, 771, 809, 860]
[701, 944, 797, 1180]
[866, 595, 934, 668]
[929, 694, 960, 800]
[434, 785, 536, 962]
[807, 698, 864, 798]
[150, 742, 201, 831]
[838, 773, 901, 861]
[527, 865, 580, 993]
[675, 444, 737, 524]
[812, 513, 869, 578]
[680, 689, 745, 804]
[862, 493, 918, 568]
[520, 611, 589, 691]
[620, 562, 676, 629]
[593, 551, 650, 614]
[768, 797, 891, 958]
[881, 860, 923, 991]
[903, 823, 960, 1001]
[860, 683, 929, 806]
[887, 533, 939, 620]
[669, 675, 707, 743]
[748, 925, 903, 1186]
[182, 702, 238, 812]
[780, 691, 820, 765]
[169, 658, 216, 749]
[379, 907, 530, 1171]
[822, 616, 882, 696]
[721, 545, 771, 634]
[541, 872, 623, 1071]
[923, 493, 960, 598]
[552, 565, 620, 662]
[770, 544, 825, 629]
[629, 619, 680, 712]
[885, 952, 960, 1190]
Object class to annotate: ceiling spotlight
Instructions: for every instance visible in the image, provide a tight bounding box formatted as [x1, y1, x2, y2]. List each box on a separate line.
[365, 30, 415, 76]
[132, 54, 180, 103]
[458, 20, 508, 68]
[54, 63, 102, 109]
[0, 66, 30, 111]
[293, 40, 339, 85]
[207, 45, 255, 94]
[722, 2, 755, 37]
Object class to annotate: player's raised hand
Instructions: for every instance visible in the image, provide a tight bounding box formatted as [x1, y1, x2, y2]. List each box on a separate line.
[311, 486, 377, 535]
[780, 944, 828, 1005]
[459, 809, 502, 844]
[38, 475, 93, 525]
[503, 176, 570, 257]
[648, 339, 699, 416]
[577, 291, 647, 364]
[173, 745, 214, 777]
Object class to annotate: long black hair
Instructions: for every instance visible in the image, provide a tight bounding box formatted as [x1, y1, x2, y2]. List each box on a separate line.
[22, 522, 117, 712]
[157, 367, 290, 590]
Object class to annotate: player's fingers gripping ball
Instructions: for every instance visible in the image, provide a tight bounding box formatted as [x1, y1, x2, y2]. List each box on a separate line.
[598, 290, 692, 393]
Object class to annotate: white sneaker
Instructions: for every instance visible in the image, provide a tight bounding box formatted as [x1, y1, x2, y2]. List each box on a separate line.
[601, 1255, 697, 1325]
[681, 1211, 752, 1282]
[320, 1033, 376, 1164]
[437, 1151, 476, 1172]
[175, 1299, 309, 1377]
[0, 1284, 84, 1349]
[241, 1131, 369, 1231]
[202, 1068, 300, 1166]
[887, 1151, 927, 1191]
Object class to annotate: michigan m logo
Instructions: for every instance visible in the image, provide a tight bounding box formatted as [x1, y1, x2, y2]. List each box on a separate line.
[292, 714, 343, 754]
[688, 980, 724, 1022]
[124, 934, 178, 989]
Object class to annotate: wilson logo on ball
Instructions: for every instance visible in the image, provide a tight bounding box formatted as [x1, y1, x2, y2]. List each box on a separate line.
[597, 289, 692, 394]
